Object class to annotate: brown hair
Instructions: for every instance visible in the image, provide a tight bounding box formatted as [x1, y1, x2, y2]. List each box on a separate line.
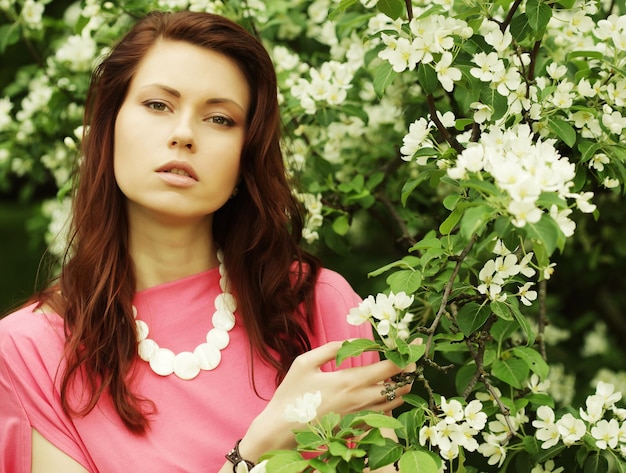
[38, 11, 320, 433]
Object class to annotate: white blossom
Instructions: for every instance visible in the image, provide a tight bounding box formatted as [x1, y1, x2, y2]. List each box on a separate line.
[284, 391, 322, 423]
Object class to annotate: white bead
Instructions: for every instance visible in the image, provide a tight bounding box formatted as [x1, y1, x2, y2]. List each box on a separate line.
[150, 348, 176, 376]
[173, 352, 201, 380]
[215, 293, 237, 312]
[213, 309, 236, 331]
[194, 343, 221, 370]
[206, 328, 230, 349]
[136, 320, 149, 340]
[219, 276, 231, 293]
[138, 338, 158, 361]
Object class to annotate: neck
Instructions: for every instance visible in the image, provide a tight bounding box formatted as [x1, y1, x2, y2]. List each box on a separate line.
[128, 214, 217, 291]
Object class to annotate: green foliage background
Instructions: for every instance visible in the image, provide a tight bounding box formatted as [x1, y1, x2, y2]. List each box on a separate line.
[2, 0, 626, 470]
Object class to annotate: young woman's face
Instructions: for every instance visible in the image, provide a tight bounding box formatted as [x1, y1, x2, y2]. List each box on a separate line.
[113, 39, 250, 225]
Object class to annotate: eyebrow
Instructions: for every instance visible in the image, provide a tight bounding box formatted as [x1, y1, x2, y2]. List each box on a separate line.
[142, 83, 247, 113]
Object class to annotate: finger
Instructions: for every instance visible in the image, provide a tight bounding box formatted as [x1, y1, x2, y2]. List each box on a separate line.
[295, 340, 343, 369]
[350, 358, 408, 385]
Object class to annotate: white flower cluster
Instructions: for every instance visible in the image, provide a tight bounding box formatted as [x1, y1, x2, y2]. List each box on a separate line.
[447, 124, 596, 229]
[55, 34, 98, 72]
[347, 291, 414, 348]
[533, 381, 626, 457]
[296, 192, 323, 243]
[376, 13, 471, 92]
[476, 408, 529, 467]
[20, 0, 45, 29]
[476, 240, 536, 303]
[419, 398, 488, 461]
[290, 60, 355, 114]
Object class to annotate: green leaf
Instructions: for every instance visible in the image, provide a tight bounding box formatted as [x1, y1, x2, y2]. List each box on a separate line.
[336, 339, 381, 366]
[460, 204, 494, 239]
[547, 117, 576, 147]
[417, 63, 439, 94]
[444, 194, 462, 211]
[508, 302, 535, 345]
[457, 302, 491, 336]
[295, 430, 325, 450]
[491, 319, 518, 347]
[524, 214, 561, 256]
[511, 346, 549, 379]
[402, 169, 445, 205]
[510, 13, 532, 42]
[526, 0, 552, 32]
[329, 0, 360, 19]
[387, 269, 422, 294]
[460, 178, 500, 196]
[369, 439, 404, 470]
[264, 451, 310, 473]
[491, 301, 513, 321]
[567, 50, 604, 61]
[332, 215, 350, 236]
[410, 235, 442, 252]
[398, 449, 442, 472]
[584, 452, 609, 473]
[0, 23, 21, 54]
[492, 357, 528, 389]
[373, 61, 398, 98]
[368, 255, 421, 277]
[439, 205, 464, 235]
[359, 412, 404, 429]
[526, 393, 555, 408]
[614, 455, 626, 473]
[456, 363, 478, 395]
[329, 440, 366, 462]
[376, 0, 406, 19]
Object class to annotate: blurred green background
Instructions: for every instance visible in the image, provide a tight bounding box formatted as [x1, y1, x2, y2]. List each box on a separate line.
[0, 199, 46, 314]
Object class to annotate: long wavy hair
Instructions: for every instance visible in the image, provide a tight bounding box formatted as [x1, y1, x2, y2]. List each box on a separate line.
[37, 11, 320, 433]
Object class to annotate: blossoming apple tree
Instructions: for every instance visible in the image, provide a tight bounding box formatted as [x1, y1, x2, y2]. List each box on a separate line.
[1, 0, 626, 471]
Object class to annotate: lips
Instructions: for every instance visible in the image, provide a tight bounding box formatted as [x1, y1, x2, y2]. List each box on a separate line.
[156, 161, 198, 181]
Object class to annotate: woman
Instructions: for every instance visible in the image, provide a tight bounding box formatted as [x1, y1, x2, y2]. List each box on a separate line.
[0, 11, 410, 472]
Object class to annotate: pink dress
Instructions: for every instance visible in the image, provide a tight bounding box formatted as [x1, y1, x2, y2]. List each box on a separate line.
[0, 268, 377, 472]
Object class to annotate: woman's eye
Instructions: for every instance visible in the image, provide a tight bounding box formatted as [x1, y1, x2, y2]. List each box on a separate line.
[207, 115, 233, 126]
[145, 101, 169, 112]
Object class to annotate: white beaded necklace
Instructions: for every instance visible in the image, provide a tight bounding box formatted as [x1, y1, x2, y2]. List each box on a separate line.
[133, 250, 236, 380]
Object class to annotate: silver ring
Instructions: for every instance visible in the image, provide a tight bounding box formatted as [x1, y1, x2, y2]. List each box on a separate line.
[386, 390, 397, 402]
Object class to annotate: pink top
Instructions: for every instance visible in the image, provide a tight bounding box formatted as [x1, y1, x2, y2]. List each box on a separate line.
[0, 268, 377, 472]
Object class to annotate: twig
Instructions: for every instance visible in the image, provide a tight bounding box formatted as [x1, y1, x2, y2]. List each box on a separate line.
[425, 234, 478, 356]
[482, 376, 515, 438]
[426, 94, 464, 154]
[460, 316, 496, 399]
[501, 0, 523, 32]
[537, 279, 547, 360]
[404, 0, 413, 21]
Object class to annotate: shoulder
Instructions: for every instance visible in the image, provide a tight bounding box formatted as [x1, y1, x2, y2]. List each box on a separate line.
[314, 268, 362, 308]
[0, 303, 65, 370]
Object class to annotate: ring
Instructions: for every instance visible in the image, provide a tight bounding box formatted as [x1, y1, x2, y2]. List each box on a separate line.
[385, 390, 397, 402]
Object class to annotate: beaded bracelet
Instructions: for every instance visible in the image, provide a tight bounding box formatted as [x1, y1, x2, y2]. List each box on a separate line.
[225, 439, 255, 472]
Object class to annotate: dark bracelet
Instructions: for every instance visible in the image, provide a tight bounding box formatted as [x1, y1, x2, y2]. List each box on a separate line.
[225, 438, 255, 472]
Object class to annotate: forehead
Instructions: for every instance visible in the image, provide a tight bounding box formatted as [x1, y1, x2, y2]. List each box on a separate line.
[129, 39, 251, 109]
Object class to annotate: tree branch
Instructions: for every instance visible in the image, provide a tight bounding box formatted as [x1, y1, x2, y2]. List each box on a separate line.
[427, 94, 464, 154]
[501, 0, 523, 32]
[404, 0, 413, 21]
[425, 234, 478, 356]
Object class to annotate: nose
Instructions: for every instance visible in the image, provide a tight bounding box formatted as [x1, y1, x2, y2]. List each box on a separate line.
[168, 115, 196, 152]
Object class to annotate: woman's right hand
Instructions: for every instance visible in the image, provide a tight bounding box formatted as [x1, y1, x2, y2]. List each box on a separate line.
[236, 340, 413, 464]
